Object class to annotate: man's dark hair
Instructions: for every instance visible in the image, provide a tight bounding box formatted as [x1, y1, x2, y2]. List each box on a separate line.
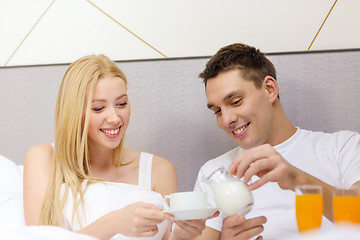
[199, 43, 276, 89]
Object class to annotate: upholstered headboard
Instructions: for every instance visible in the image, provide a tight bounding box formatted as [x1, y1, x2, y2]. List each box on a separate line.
[0, 50, 359, 191]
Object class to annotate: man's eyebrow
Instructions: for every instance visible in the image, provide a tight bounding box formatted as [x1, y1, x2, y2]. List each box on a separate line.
[223, 90, 241, 101]
[207, 90, 242, 109]
[207, 103, 214, 109]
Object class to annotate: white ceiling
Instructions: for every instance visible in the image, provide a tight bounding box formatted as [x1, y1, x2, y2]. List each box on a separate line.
[1, 0, 359, 67]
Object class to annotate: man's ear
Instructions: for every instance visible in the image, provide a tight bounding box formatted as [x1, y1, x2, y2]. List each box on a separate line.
[263, 76, 279, 103]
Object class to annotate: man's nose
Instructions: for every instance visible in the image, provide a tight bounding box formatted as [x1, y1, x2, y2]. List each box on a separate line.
[221, 108, 236, 127]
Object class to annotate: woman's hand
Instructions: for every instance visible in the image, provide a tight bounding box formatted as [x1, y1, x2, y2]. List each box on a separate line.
[114, 202, 174, 237]
[169, 211, 219, 240]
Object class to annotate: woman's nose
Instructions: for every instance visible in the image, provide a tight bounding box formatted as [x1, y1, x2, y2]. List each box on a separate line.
[106, 107, 121, 124]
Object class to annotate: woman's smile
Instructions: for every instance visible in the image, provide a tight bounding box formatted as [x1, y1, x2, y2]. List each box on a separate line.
[100, 127, 121, 138]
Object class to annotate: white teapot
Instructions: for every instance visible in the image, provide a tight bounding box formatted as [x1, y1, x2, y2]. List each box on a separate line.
[205, 167, 254, 216]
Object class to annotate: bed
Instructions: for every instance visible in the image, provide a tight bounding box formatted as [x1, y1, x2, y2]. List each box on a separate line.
[2, 155, 360, 240]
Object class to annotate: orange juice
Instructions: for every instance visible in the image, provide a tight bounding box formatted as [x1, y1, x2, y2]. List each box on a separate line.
[333, 196, 360, 223]
[296, 194, 323, 233]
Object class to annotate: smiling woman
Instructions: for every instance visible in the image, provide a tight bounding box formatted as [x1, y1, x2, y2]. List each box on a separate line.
[87, 76, 130, 152]
[22, 54, 212, 240]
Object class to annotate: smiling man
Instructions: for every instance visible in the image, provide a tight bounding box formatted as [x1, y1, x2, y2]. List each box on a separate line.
[193, 43, 360, 240]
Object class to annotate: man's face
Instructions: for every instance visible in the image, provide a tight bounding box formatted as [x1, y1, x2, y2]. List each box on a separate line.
[206, 69, 274, 149]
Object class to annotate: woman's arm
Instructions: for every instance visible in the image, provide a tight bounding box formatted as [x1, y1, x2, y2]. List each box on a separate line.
[77, 202, 173, 240]
[23, 144, 54, 225]
[152, 156, 214, 240]
[151, 155, 177, 240]
[24, 147, 173, 239]
[151, 155, 177, 195]
[77, 155, 176, 240]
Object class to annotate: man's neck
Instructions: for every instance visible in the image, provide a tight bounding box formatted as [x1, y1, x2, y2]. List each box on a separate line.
[267, 101, 297, 146]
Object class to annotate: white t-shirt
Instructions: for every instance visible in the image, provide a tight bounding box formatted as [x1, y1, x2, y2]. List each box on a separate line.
[194, 128, 360, 240]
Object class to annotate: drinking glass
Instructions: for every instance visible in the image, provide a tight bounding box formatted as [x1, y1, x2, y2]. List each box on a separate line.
[204, 167, 254, 216]
[333, 186, 360, 224]
[295, 185, 323, 233]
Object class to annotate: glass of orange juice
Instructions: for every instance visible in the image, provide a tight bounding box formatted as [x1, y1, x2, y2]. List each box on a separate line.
[333, 186, 360, 224]
[295, 185, 323, 233]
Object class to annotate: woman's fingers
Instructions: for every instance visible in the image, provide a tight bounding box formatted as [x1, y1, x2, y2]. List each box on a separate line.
[173, 219, 207, 238]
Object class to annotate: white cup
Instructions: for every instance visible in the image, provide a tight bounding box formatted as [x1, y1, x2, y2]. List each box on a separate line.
[164, 191, 208, 210]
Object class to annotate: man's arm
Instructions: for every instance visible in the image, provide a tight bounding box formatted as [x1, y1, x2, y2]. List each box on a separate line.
[229, 144, 360, 222]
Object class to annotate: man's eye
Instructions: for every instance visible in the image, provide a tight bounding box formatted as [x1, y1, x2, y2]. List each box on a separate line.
[231, 99, 242, 106]
[214, 109, 221, 115]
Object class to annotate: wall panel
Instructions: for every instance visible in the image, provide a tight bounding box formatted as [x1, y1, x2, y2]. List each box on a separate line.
[1, 50, 359, 191]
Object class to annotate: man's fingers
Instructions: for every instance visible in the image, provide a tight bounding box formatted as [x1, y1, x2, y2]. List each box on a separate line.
[235, 225, 264, 239]
[232, 216, 266, 238]
[223, 214, 246, 228]
[207, 210, 220, 219]
[230, 145, 271, 178]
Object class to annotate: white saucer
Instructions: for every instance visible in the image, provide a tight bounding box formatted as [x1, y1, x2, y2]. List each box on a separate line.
[163, 207, 218, 220]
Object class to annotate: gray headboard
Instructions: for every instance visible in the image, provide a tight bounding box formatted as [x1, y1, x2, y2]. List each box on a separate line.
[1, 50, 359, 191]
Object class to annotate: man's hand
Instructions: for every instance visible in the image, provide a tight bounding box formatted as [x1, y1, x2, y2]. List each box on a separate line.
[229, 144, 302, 191]
[220, 215, 266, 240]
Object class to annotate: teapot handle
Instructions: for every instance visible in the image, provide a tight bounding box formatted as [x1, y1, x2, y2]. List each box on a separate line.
[164, 195, 171, 209]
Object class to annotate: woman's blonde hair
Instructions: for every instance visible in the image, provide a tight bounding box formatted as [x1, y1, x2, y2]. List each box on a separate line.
[40, 54, 128, 226]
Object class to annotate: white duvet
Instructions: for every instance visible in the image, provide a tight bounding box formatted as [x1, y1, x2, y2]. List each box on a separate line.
[0, 155, 96, 240]
[2, 154, 360, 240]
[0, 225, 97, 240]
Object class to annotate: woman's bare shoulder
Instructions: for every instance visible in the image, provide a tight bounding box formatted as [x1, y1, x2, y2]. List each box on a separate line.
[24, 143, 54, 169]
[152, 155, 176, 175]
[151, 154, 177, 195]
[23, 144, 54, 225]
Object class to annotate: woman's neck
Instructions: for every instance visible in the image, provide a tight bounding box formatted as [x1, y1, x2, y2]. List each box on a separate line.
[88, 145, 115, 169]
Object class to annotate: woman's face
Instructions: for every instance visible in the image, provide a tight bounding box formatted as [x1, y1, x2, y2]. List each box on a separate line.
[87, 76, 130, 151]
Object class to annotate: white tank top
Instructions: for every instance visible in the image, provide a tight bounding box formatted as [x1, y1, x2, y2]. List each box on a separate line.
[61, 152, 168, 240]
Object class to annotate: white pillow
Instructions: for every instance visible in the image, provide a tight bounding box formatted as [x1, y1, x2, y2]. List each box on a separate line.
[0, 198, 24, 226]
[0, 155, 22, 200]
[0, 155, 24, 226]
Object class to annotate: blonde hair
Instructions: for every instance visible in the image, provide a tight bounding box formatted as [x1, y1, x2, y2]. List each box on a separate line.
[40, 54, 128, 226]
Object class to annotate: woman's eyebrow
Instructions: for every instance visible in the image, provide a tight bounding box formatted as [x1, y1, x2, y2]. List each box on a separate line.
[92, 94, 128, 102]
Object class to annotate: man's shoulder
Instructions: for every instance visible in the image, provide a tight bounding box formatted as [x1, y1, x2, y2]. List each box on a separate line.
[199, 146, 242, 175]
[299, 128, 360, 142]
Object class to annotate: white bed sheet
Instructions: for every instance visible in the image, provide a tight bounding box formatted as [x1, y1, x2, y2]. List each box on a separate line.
[0, 225, 97, 240]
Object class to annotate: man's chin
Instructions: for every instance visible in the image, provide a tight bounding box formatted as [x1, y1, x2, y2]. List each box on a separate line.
[235, 139, 256, 150]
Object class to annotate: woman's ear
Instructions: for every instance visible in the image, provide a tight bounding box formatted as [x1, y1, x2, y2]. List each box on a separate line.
[263, 76, 279, 103]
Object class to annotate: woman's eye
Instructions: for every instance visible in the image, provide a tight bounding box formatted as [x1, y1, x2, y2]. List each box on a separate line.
[92, 107, 103, 112]
[214, 109, 221, 116]
[117, 102, 128, 107]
